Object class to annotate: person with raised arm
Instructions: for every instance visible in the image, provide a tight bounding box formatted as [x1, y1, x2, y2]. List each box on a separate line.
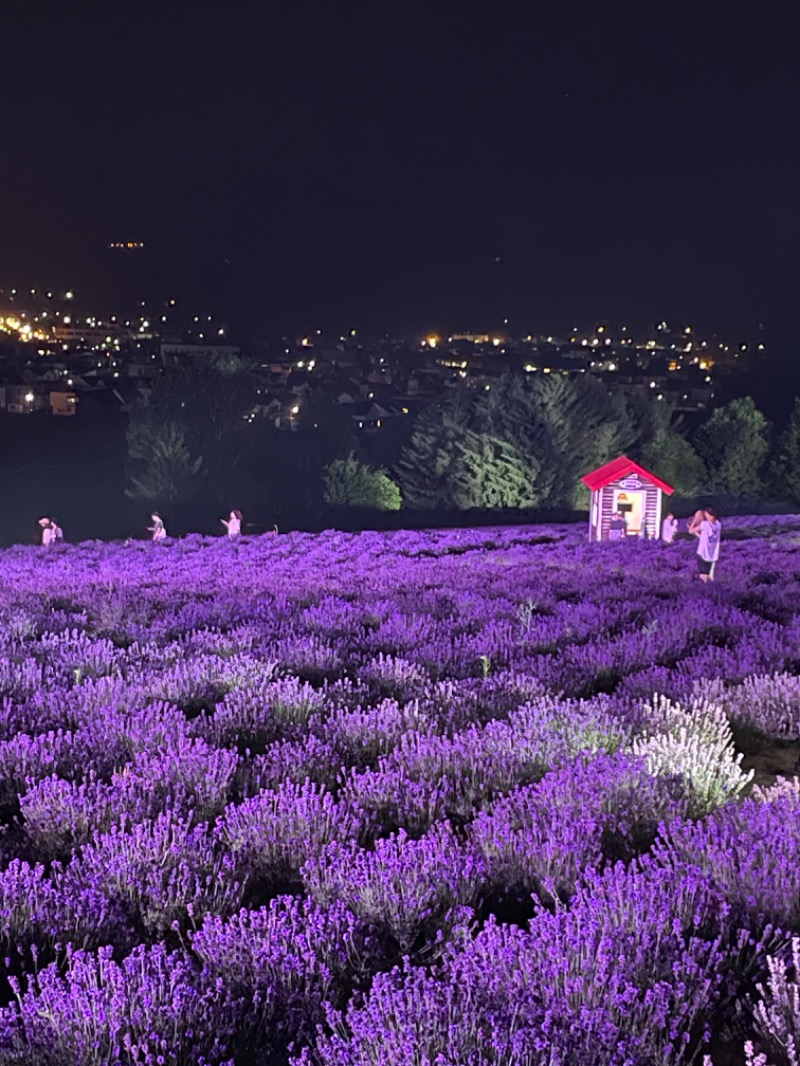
[687, 509, 705, 536]
[220, 509, 242, 537]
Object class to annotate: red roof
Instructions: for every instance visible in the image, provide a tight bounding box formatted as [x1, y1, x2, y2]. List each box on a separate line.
[581, 455, 675, 494]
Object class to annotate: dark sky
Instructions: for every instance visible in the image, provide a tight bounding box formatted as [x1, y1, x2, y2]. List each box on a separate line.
[2, 2, 799, 344]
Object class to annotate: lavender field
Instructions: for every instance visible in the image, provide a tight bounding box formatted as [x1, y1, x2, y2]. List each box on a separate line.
[2, 521, 800, 1066]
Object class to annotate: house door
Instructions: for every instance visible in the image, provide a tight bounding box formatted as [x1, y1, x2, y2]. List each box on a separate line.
[613, 489, 645, 536]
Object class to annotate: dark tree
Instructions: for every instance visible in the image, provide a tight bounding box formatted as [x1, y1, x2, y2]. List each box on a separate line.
[695, 396, 770, 495]
[395, 399, 473, 510]
[641, 431, 706, 497]
[125, 415, 203, 505]
[769, 396, 800, 503]
[125, 359, 258, 509]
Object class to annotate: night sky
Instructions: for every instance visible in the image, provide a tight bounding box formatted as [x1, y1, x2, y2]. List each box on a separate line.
[2, 3, 799, 345]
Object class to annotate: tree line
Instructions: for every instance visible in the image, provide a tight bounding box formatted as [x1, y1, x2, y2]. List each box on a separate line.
[124, 360, 797, 524]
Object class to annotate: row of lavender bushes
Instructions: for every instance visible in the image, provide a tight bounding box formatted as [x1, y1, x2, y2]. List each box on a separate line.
[0, 523, 799, 1063]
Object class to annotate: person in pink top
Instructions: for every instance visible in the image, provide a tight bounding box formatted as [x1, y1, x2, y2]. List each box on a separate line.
[148, 513, 167, 541]
[220, 510, 242, 537]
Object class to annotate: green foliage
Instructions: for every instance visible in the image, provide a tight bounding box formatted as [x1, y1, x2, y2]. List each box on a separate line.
[513, 374, 634, 507]
[395, 400, 471, 510]
[641, 430, 706, 497]
[770, 397, 800, 503]
[624, 391, 675, 449]
[695, 396, 770, 495]
[287, 392, 360, 516]
[124, 416, 203, 503]
[448, 429, 541, 509]
[397, 393, 543, 511]
[398, 375, 634, 511]
[323, 454, 402, 511]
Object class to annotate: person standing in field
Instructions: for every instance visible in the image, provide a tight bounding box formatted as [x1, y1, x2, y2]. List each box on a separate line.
[609, 512, 626, 541]
[148, 513, 167, 541]
[661, 512, 678, 544]
[693, 507, 722, 582]
[220, 510, 242, 537]
[38, 517, 55, 546]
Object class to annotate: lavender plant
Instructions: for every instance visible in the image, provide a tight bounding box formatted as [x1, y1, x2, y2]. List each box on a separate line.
[0, 943, 233, 1066]
[633, 695, 754, 815]
[747, 937, 800, 1066]
[302, 822, 482, 956]
[216, 780, 361, 894]
[192, 896, 375, 1047]
[470, 751, 689, 903]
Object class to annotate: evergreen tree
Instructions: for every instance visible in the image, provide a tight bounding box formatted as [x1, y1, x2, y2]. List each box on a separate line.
[624, 392, 675, 452]
[125, 359, 257, 504]
[471, 376, 557, 503]
[398, 374, 633, 511]
[447, 429, 542, 509]
[323, 454, 402, 510]
[396, 400, 470, 509]
[641, 430, 706, 496]
[695, 396, 769, 495]
[501, 374, 631, 508]
[770, 396, 800, 503]
[125, 416, 203, 504]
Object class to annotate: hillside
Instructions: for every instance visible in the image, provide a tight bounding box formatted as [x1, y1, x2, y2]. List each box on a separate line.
[1, 522, 800, 1065]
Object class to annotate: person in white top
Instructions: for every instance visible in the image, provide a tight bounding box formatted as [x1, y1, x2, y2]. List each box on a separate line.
[692, 507, 722, 582]
[220, 509, 242, 537]
[661, 512, 678, 544]
[148, 513, 167, 541]
[38, 517, 55, 546]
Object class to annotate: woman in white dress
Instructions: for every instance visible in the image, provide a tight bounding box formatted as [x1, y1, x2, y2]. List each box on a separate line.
[148, 513, 167, 541]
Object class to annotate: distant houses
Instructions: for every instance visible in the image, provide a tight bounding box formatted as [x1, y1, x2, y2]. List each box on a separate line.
[0, 371, 78, 416]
